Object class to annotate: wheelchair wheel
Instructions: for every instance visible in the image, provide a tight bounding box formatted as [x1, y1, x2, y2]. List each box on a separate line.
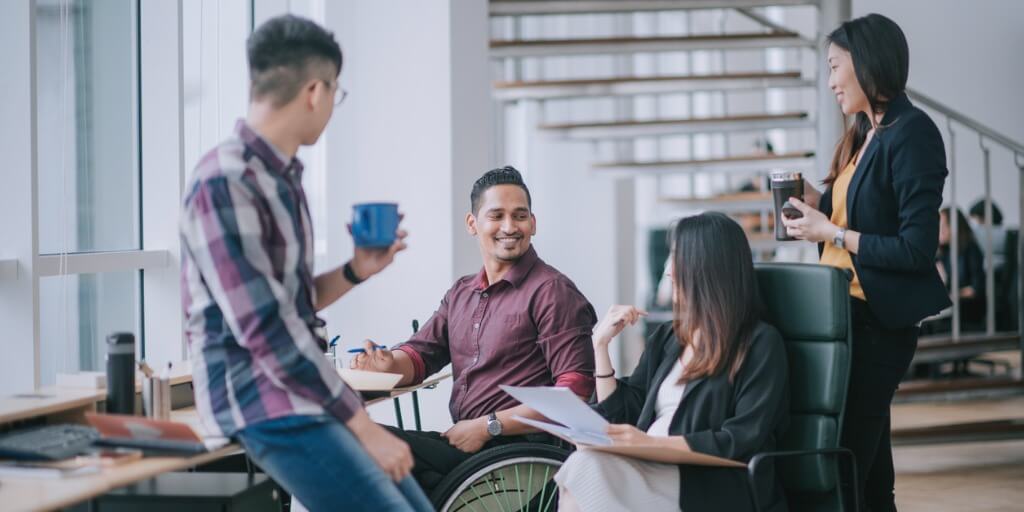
[430, 443, 569, 512]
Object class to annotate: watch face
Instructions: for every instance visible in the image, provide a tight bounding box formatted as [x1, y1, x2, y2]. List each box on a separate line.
[487, 419, 501, 436]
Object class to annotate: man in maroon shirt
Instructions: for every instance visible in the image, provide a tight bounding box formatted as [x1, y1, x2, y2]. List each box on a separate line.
[351, 166, 597, 492]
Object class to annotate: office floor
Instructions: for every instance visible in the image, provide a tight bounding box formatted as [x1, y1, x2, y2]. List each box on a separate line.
[892, 395, 1024, 512]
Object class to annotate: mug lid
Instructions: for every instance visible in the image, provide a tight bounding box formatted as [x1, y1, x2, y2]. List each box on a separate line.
[769, 170, 802, 181]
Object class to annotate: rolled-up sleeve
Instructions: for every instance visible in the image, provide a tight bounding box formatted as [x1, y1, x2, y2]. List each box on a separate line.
[393, 288, 454, 384]
[533, 278, 597, 398]
[181, 175, 363, 423]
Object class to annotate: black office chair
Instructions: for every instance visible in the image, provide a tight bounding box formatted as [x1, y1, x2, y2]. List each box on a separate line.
[429, 442, 570, 512]
[747, 263, 858, 512]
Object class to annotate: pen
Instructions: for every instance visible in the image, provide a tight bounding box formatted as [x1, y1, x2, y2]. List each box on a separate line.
[347, 345, 387, 354]
[328, 336, 341, 359]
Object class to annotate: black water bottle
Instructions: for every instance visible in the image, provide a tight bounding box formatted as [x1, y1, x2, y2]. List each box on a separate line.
[106, 332, 136, 415]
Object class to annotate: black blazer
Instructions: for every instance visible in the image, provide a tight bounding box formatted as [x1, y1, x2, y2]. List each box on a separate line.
[595, 322, 789, 512]
[820, 92, 952, 328]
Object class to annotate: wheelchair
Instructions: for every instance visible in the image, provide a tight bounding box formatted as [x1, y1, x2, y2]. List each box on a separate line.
[429, 442, 571, 512]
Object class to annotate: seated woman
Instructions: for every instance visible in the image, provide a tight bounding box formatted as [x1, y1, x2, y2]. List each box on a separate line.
[555, 212, 790, 512]
[936, 207, 987, 330]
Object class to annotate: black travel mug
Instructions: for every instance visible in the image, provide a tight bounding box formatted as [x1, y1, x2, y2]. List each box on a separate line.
[770, 171, 804, 241]
[106, 332, 136, 415]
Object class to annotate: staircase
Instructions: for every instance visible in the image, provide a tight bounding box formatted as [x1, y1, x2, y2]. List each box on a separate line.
[488, 0, 1024, 448]
[489, 0, 829, 256]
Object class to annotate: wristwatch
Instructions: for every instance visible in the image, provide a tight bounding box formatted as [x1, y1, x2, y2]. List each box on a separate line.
[833, 227, 847, 250]
[486, 412, 503, 437]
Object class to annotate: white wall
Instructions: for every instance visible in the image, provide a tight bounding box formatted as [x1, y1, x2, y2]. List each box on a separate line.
[853, 0, 1023, 224]
[322, 0, 490, 431]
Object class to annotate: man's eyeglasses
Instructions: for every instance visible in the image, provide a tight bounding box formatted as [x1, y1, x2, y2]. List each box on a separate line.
[324, 80, 348, 106]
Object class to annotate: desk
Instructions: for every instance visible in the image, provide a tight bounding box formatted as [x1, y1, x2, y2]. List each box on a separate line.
[0, 369, 450, 511]
[0, 408, 240, 512]
[0, 364, 237, 512]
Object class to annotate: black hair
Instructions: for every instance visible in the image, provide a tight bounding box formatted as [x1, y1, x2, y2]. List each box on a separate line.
[470, 166, 533, 215]
[670, 212, 760, 383]
[825, 13, 909, 185]
[247, 15, 342, 107]
[969, 199, 1003, 226]
[941, 207, 978, 254]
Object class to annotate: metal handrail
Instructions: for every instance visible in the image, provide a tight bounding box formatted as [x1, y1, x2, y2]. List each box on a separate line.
[908, 88, 1024, 155]
[907, 87, 1024, 369]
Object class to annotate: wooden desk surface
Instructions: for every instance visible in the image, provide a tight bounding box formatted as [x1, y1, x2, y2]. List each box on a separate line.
[0, 362, 195, 426]
[0, 407, 240, 512]
[365, 372, 451, 406]
[0, 366, 448, 511]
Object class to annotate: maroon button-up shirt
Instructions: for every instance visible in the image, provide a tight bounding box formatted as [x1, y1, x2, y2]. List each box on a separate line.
[395, 245, 597, 422]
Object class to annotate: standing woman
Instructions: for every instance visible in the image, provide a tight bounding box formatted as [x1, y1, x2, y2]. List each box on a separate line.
[782, 13, 951, 511]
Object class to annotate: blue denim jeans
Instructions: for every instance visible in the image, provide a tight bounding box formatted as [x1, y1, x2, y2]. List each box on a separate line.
[236, 414, 433, 512]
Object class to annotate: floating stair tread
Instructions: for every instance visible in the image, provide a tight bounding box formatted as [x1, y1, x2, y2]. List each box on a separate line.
[495, 71, 804, 90]
[896, 376, 1024, 396]
[659, 191, 771, 204]
[491, 32, 811, 57]
[491, 0, 820, 16]
[892, 418, 1024, 438]
[911, 332, 1021, 364]
[891, 418, 1024, 445]
[541, 112, 808, 130]
[491, 32, 801, 49]
[595, 151, 814, 168]
[917, 331, 1021, 348]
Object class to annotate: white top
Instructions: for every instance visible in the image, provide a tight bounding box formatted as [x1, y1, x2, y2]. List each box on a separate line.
[645, 356, 687, 437]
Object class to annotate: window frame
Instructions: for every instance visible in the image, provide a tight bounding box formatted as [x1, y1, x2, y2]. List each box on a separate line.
[0, 0, 184, 391]
[0, 0, 286, 391]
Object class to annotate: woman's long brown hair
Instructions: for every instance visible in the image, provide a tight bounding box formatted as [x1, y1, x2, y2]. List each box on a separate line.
[671, 212, 761, 383]
[824, 14, 909, 185]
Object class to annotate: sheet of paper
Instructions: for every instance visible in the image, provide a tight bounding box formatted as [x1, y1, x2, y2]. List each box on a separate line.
[338, 369, 403, 391]
[514, 416, 611, 446]
[505, 387, 746, 468]
[500, 385, 608, 437]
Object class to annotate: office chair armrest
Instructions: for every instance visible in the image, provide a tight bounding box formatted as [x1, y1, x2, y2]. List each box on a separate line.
[746, 447, 859, 512]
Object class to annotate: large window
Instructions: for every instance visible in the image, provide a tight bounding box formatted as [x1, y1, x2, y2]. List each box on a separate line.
[39, 272, 140, 386]
[34, 0, 141, 385]
[1, 0, 310, 391]
[36, 0, 139, 255]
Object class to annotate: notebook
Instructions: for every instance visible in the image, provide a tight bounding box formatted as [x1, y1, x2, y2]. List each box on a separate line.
[85, 413, 208, 455]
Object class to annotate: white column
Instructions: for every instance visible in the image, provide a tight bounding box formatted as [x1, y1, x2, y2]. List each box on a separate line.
[816, 0, 851, 181]
[322, 0, 490, 430]
[0, 1, 41, 392]
[140, 1, 187, 365]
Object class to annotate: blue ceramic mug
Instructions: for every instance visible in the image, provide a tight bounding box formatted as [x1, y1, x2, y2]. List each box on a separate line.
[351, 202, 399, 248]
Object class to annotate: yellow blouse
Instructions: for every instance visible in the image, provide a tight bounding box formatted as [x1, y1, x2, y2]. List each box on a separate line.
[819, 160, 866, 301]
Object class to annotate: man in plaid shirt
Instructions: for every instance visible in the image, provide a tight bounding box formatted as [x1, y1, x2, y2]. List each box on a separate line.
[180, 15, 431, 512]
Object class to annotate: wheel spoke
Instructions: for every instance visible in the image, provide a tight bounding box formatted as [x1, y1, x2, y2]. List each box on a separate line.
[536, 464, 551, 512]
[481, 471, 508, 512]
[542, 480, 559, 512]
[527, 462, 537, 509]
[467, 474, 490, 511]
[497, 469, 516, 512]
[515, 463, 524, 510]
